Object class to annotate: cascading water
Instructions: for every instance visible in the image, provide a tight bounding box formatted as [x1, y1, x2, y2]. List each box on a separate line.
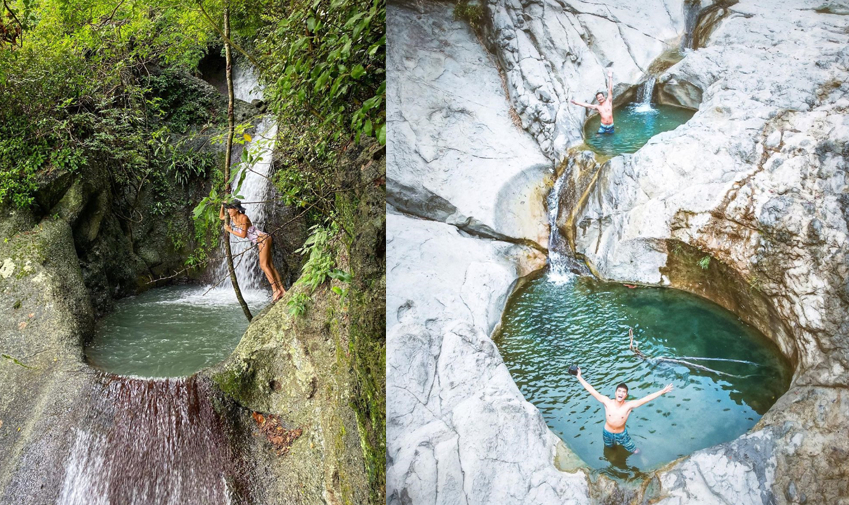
[546, 172, 574, 283]
[546, 171, 589, 282]
[214, 115, 278, 294]
[208, 60, 278, 300]
[57, 377, 239, 505]
[633, 76, 657, 113]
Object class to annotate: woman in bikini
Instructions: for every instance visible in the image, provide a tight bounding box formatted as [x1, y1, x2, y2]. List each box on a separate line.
[220, 201, 286, 302]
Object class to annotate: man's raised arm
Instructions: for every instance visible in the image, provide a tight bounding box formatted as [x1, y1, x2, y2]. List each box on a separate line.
[570, 99, 596, 109]
[607, 69, 613, 100]
[575, 368, 607, 404]
[627, 384, 673, 409]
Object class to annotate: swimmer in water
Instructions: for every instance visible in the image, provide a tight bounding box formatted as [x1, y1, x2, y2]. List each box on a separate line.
[570, 68, 615, 134]
[575, 367, 673, 453]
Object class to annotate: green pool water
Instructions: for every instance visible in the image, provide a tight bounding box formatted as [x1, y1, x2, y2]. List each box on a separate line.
[85, 286, 264, 378]
[495, 271, 792, 480]
[584, 102, 695, 156]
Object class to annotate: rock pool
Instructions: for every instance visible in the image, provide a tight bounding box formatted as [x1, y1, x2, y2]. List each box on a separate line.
[495, 270, 791, 480]
[584, 102, 695, 157]
[85, 286, 266, 377]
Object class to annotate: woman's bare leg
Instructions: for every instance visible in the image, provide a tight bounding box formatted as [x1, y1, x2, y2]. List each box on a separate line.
[258, 235, 283, 300]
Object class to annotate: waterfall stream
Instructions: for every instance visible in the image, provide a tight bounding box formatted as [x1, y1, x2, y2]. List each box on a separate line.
[210, 61, 277, 299]
[546, 172, 575, 282]
[636, 76, 656, 105]
[546, 171, 590, 282]
[632, 76, 657, 113]
[215, 115, 278, 293]
[57, 377, 237, 505]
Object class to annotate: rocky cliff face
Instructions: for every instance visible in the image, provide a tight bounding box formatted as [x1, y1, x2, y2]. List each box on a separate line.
[388, 0, 849, 503]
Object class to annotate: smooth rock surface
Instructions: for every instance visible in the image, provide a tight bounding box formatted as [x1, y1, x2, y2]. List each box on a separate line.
[388, 3, 590, 503]
[388, 0, 551, 248]
[386, 211, 585, 504]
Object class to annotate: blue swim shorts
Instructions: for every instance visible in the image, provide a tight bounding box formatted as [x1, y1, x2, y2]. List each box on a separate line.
[602, 427, 637, 452]
[597, 123, 615, 134]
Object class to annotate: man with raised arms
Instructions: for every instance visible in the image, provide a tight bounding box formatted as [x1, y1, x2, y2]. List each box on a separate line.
[570, 68, 615, 134]
[575, 367, 673, 453]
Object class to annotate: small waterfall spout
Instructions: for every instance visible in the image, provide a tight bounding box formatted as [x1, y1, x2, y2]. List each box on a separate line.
[546, 172, 587, 282]
[636, 76, 656, 105]
[632, 76, 657, 114]
[58, 376, 238, 505]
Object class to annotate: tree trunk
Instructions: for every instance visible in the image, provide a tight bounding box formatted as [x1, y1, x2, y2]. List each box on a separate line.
[223, 6, 253, 322]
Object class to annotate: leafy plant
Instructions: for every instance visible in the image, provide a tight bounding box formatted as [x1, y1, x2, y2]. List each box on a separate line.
[454, 1, 485, 30]
[284, 222, 355, 316]
[698, 255, 711, 270]
[287, 292, 311, 316]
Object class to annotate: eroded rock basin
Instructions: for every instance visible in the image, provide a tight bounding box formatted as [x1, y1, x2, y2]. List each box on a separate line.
[85, 285, 267, 377]
[495, 269, 792, 481]
[584, 102, 695, 157]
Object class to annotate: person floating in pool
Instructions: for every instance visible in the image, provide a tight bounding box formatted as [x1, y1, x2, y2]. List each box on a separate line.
[570, 68, 615, 134]
[221, 201, 286, 302]
[575, 367, 673, 453]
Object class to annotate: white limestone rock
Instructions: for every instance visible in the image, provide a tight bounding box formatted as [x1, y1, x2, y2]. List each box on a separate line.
[387, 1, 551, 247]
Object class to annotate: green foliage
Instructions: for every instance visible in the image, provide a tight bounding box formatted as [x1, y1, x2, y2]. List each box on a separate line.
[286, 292, 310, 316]
[698, 255, 711, 270]
[285, 222, 355, 316]
[0, 0, 219, 210]
[296, 223, 338, 290]
[254, 0, 385, 225]
[453, 1, 485, 30]
[257, 0, 385, 146]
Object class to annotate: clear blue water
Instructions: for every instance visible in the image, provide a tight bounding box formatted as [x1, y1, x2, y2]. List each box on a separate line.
[495, 271, 792, 480]
[584, 103, 695, 156]
[85, 286, 264, 377]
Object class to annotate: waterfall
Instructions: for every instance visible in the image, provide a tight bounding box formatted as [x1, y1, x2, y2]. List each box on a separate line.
[637, 76, 656, 104]
[215, 116, 278, 294]
[209, 61, 277, 301]
[57, 377, 237, 505]
[632, 76, 657, 114]
[546, 172, 589, 283]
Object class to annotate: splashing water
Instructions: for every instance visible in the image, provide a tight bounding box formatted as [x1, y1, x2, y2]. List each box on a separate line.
[57, 377, 239, 505]
[634, 76, 656, 110]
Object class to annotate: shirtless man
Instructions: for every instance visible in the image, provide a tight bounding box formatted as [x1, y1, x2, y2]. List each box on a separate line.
[570, 69, 615, 134]
[575, 367, 673, 453]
